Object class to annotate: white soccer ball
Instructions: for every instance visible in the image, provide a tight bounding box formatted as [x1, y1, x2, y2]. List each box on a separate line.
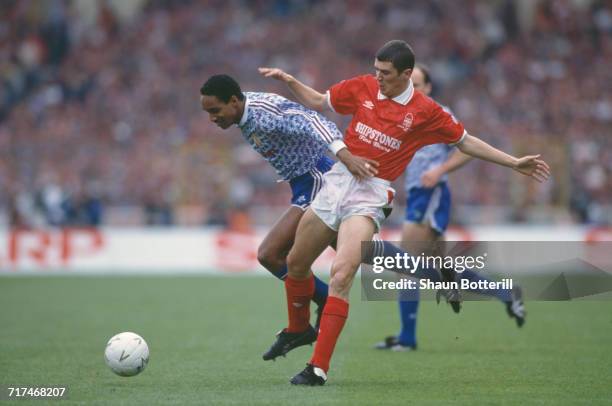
[104, 332, 149, 377]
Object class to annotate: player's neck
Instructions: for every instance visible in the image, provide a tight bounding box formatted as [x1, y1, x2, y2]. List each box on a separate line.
[385, 83, 409, 99]
[385, 90, 404, 99]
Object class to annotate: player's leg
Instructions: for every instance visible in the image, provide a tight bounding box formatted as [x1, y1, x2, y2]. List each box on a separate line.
[328, 215, 377, 298]
[432, 184, 525, 325]
[454, 267, 525, 327]
[396, 283, 419, 349]
[399, 222, 443, 345]
[441, 248, 525, 326]
[285, 208, 337, 280]
[429, 183, 526, 327]
[284, 208, 336, 329]
[375, 186, 446, 351]
[366, 186, 444, 280]
[262, 208, 336, 361]
[257, 205, 328, 308]
[402, 221, 438, 243]
[292, 215, 376, 385]
[415, 184, 463, 312]
[374, 222, 436, 351]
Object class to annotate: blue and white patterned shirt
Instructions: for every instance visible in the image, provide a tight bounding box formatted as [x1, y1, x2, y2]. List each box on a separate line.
[404, 104, 456, 190]
[238, 92, 345, 180]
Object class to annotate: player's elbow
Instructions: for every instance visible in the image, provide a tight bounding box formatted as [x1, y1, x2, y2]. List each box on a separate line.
[308, 95, 327, 112]
[307, 92, 328, 112]
[455, 134, 475, 154]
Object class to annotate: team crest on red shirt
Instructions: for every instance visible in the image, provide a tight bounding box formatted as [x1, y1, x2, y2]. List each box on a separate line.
[398, 113, 414, 131]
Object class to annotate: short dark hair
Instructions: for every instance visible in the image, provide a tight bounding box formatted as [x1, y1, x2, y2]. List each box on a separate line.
[200, 74, 245, 103]
[414, 63, 432, 85]
[375, 40, 415, 73]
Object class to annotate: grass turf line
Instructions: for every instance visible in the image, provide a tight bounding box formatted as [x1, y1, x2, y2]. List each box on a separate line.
[1, 276, 611, 405]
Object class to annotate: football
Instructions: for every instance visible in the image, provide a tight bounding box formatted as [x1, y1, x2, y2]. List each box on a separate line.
[104, 332, 149, 377]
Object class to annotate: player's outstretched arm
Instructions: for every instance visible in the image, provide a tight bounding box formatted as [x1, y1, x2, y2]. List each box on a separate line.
[457, 134, 551, 182]
[258, 67, 327, 112]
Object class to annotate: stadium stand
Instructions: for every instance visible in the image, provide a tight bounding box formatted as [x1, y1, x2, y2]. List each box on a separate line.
[1, 0, 610, 227]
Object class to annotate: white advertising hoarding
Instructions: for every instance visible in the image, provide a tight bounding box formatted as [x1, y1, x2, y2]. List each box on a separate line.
[0, 226, 605, 274]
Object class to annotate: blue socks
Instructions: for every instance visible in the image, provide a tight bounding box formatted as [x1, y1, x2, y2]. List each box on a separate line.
[272, 265, 328, 307]
[372, 240, 423, 347]
[397, 285, 419, 347]
[374, 239, 441, 282]
[365, 240, 512, 348]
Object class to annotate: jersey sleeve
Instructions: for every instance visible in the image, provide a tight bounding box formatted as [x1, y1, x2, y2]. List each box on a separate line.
[280, 107, 346, 154]
[419, 101, 466, 146]
[326, 76, 364, 115]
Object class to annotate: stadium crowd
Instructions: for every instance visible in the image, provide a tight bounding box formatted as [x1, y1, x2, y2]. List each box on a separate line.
[1, 0, 610, 227]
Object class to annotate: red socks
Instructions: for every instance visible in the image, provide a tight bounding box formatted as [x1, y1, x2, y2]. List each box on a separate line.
[285, 275, 315, 333]
[310, 296, 349, 373]
[285, 277, 350, 373]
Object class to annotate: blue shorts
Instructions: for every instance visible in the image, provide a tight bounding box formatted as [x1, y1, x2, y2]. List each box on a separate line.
[289, 156, 334, 209]
[405, 183, 451, 234]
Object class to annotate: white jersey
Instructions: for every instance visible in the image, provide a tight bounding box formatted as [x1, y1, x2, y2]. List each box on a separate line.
[238, 92, 344, 180]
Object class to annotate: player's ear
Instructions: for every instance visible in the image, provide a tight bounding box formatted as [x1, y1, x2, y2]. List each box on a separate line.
[402, 68, 413, 80]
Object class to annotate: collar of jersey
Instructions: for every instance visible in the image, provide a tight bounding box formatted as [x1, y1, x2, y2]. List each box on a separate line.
[377, 79, 414, 105]
[238, 94, 249, 127]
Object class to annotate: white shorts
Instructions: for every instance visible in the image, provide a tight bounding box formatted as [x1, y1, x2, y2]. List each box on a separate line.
[310, 162, 395, 232]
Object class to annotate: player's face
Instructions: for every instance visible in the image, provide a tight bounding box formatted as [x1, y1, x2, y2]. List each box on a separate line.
[374, 59, 412, 98]
[200, 95, 241, 129]
[411, 68, 432, 96]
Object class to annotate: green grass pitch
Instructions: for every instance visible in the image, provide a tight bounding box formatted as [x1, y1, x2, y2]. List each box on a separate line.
[1, 275, 611, 405]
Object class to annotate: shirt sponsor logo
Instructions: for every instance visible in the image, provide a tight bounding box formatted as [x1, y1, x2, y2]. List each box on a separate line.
[355, 122, 401, 152]
[398, 112, 414, 131]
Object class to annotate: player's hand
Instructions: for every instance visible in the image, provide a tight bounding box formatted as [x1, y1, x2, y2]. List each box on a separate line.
[258, 67, 293, 83]
[513, 155, 551, 182]
[337, 149, 379, 180]
[420, 167, 443, 188]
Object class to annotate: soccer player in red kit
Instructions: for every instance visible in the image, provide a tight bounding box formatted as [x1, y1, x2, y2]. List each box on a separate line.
[259, 40, 550, 386]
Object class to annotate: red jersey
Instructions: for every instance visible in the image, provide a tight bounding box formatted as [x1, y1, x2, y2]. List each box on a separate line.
[328, 75, 465, 181]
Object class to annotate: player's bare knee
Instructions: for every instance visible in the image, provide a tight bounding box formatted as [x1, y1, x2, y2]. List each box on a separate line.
[257, 244, 284, 271]
[329, 272, 354, 297]
[329, 260, 357, 294]
[286, 250, 310, 278]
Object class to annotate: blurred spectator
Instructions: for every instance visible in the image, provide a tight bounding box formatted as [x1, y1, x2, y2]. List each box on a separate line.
[1, 0, 610, 227]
